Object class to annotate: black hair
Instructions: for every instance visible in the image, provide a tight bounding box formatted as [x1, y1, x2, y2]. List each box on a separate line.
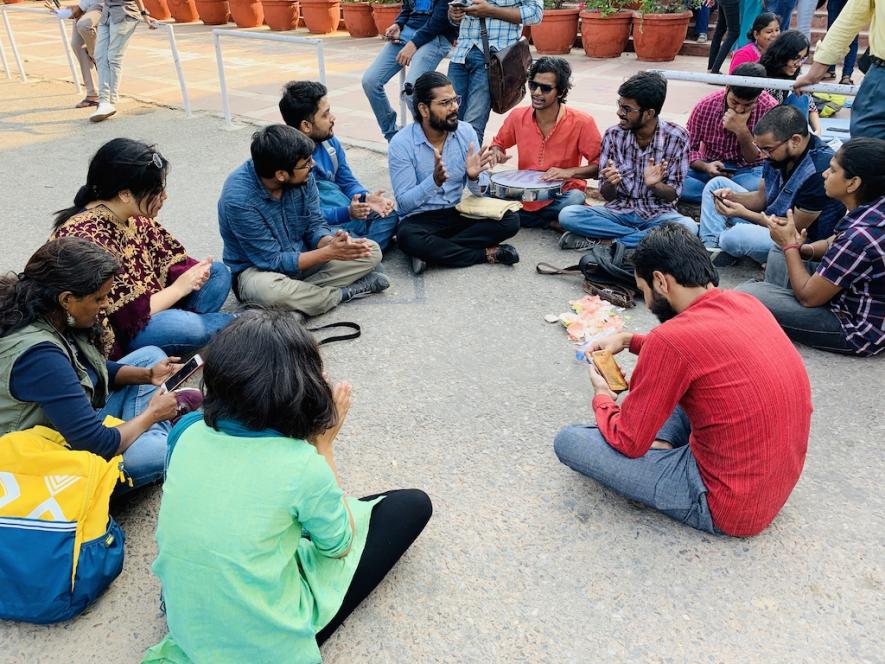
[729, 63, 768, 100]
[753, 104, 808, 140]
[0, 237, 119, 338]
[250, 124, 316, 179]
[760, 30, 810, 80]
[633, 224, 718, 288]
[747, 11, 779, 42]
[53, 138, 168, 228]
[617, 71, 667, 117]
[202, 310, 336, 440]
[529, 56, 573, 103]
[279, 80, 328, 128]
[836, 138, 885, 204]
[403, 71, 453, 123]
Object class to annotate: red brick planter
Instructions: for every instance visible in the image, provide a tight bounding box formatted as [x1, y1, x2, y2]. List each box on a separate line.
[631, 10, 691, 62]
[531, 8, 580, 55]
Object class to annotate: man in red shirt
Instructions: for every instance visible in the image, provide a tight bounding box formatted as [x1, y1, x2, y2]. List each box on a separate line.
[554, 224, 811, 537]
[488, 57, 601, 231]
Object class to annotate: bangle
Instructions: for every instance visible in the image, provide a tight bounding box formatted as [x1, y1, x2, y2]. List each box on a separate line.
[782, 243, 802, 253]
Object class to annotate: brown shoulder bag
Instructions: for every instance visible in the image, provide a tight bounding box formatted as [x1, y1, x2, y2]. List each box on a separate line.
[478, 17, 532, 115]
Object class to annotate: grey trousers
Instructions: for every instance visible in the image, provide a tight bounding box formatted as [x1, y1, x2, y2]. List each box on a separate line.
[736, 247, 853, 353]
[71, 9, 100, 97]
[95, 16, 138, 104]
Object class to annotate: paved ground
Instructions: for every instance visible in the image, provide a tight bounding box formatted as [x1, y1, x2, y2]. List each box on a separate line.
[0, 45, 883, 664]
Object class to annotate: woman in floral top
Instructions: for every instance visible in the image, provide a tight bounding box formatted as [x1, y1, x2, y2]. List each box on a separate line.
[52, 138, 234, 359]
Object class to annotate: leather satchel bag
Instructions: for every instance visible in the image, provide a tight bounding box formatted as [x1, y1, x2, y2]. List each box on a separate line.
[479, 17, 532, 115]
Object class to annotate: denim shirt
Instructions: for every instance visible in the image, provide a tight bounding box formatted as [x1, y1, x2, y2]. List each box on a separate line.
[217, 160, 332, 278]
[388, 121, 489, 218]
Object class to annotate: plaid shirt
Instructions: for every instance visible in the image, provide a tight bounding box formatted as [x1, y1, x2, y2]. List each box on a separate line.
[817, 195, 885, 356]
[686, 89, 777, 167]
[599, 120, 690, 220]
[449, 0, 543, 63]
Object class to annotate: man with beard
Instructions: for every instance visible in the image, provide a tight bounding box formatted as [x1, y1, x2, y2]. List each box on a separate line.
[218, 125, 388, 316]
[279, 81, 399, 252]
[699, 104, 845, 266]
[554, 224, 811, 537]
[487, 56, 602, 231]
[388, 71, 520, 275]
[557, 72, 697, 252]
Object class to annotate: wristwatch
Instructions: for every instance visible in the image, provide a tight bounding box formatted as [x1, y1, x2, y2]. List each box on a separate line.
[140, 9, 150, 15]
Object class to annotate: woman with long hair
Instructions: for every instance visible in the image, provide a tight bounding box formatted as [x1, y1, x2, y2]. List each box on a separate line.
[0, 238, 198, 491]
[759, 30, 821, 134]
[738, 138, 885, 356]
[729, 12, 780, 73]
[144, 310, 432, 662]
[52, 138, 234, 360]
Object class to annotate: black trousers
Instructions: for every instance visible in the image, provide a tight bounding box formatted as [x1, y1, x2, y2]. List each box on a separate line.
[397, 207, 520, 267]
[316, 489, 432, 644]
[707, 0, 741, 74]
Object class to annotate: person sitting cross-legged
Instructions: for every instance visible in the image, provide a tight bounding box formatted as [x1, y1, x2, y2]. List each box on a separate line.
[699, 104, 845, 266]
[558, 72, 697, 252]
[218, 125, 388, 317]
[487, 56, 601, 231]
[554, 224, 811, 537]
[388, 72, 520, 275]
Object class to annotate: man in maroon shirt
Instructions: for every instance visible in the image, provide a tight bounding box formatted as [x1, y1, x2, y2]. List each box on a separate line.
[554, 224, 811, 537]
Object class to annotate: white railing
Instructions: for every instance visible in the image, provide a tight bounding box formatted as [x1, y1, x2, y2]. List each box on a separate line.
[651, 70, 860, 96]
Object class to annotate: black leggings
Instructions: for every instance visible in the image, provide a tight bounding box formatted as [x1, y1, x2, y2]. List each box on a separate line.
[707, 0, 741, 74]
[316, 489, 432, 644]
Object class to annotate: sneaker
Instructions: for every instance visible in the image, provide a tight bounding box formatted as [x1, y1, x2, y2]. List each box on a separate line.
[373, 262, 386, 275]
[486, 243, 520, 265]
[89, 102, 116, 123]
[559, 232, 599, 251]
[340, 272, 390, 302]
[706, 246, 738, 267]
[696, 32, 707, 43]
[172, 388, 203, 423]
[410, 256, 427, 275]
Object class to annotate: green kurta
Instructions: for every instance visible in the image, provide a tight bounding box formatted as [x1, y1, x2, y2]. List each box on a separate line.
[143, 415, 381, 663]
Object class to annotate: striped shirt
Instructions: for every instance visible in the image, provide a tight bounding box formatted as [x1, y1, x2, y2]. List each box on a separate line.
[686, 89, 777, 167]
[448, 0, 543, 63]
[817, 195, 885, 356]
[599, 120, 690, 220]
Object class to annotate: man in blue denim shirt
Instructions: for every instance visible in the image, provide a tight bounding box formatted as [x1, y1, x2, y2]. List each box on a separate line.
[280, 81, 399, 253]
[218, 126, 388, 316]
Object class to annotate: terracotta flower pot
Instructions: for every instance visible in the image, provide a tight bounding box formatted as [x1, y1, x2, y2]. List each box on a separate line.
[2, 0, 25, 4]
[168, 0, 200, 22]
[143, 0, 172, 20]
[631, 11, 691, 62]
[371, 3, 401, 35]
[579, 9, 632, 58]
[342, 2, 378, 37]
[530, 8, 579, 55]
[262, 0, 299, 29]
[301, 0, 340, 33]
[229, 0, 263, 26]
[195, 0, 230, 24]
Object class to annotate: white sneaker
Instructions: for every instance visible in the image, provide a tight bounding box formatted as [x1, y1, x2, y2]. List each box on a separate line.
[89, 103, 116, 123]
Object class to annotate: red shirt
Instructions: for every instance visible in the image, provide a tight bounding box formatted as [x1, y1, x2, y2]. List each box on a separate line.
[491, 105, 601, 212]
[592, 289, 811, 537]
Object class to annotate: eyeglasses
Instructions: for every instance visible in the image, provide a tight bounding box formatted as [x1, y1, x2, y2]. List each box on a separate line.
[293, 158, 315, 171]
[149, 153, 163, 168]
[754, 138, 789, 156]
[528, 81, 555, 94]
[789, 54, 808, 64]
[433, 95, 462, 109]
[616, 103, 641, 116]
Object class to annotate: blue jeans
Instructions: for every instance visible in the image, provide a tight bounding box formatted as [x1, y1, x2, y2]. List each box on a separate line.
[448, 46, 492, 145]
[827, 0, 858, 78]
[94, 16, 138, 104]
[518, 189, 586, 229]
[694, 2, 710, 35]
[767, 0, 798, 31]
[98, 346, 171, 492]
[319, 186, 399, 252]
[558, 206, 698, 248]
[128, 262, 235, 356]
[554, 407, 719, 534]
[681, 164, 762, 204]
[851, 61, 885, 140]
[361, 26, 452, 142]
[699, 176, 771, 264]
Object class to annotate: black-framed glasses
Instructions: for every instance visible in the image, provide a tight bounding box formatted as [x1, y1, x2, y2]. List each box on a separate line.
[616, 102, 641, 115]
[754, 138, 789, 156]
[528, 80, 555, 94]
[433, 95, 462, 109]
[293, 158, 315, 171]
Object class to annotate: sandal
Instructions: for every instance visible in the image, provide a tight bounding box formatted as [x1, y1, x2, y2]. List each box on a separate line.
[75, 97, 99, 109]
[839, 75, 853, 86]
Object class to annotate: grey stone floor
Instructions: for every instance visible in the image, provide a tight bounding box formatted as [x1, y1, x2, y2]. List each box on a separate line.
[0, 80, 883, 664]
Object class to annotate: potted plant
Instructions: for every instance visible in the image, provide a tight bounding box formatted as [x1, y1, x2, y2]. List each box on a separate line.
[262, 0, 300, 29]
[370, 0, 401, 35]
[143, 0, 172, 20]
[229, 0, 264, 26]
[302, 0, 341, 32]
[195, 0, 230, 24]
[631, 0, 692, 62]
[580, 0, 633, 58]
[530, 0, 580, 55]
[168, 0, 200, 21]
[342, 0, 378, 37]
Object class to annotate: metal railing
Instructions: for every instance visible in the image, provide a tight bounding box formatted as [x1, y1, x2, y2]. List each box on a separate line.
[651, 70, 860, 96]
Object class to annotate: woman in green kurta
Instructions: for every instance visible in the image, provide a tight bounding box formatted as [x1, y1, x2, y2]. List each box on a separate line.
[143, 311, 432, 663]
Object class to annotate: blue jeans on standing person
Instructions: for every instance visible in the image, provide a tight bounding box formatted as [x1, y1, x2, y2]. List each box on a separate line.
[699, 176, 772, 263]
[851, 61, 885, 139]
[97, 346, 171, 493]
[767, 0, 798, 31]
[519, 189, 587, 229]
[682, 163, 763, 203]
[694, 1, 711, 36]
[447, 46, 493, 145]
[361, 26, 452, 142]
[127, 262, 235, 356]
[94, 16, 138, 104]
[554, 407, 720, 534]
[827, 0, 859, 78]
[558, 206, 699, 248]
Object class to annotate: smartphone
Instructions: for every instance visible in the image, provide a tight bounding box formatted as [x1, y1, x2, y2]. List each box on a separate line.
[590, 350, 629, 394]
[712, 191, 729, 203]
[720, 169, 736, 177]
[449, 0, 469, 7]
[161, 354, 204, 393]
[388, 38, 405, 45]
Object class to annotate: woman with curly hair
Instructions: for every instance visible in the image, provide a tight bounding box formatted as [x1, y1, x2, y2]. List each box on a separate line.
[759, 30, 821, 135]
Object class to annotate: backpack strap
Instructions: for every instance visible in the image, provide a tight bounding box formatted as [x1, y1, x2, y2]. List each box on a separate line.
[535, 262, 582, 276]
[322, 141, 339, 178]
[307, 322, 361, 345]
